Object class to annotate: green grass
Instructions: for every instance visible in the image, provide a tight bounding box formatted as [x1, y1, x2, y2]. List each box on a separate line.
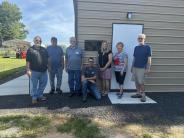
[0, 115, 51, 138]
[57, 117, 105, 138]
[0, 57, 25, 80]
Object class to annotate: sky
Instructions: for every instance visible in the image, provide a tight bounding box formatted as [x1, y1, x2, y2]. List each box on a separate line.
[0, 0, 75, 46]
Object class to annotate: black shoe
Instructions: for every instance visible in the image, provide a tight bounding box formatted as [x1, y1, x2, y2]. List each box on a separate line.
[37, 96, 47, 101]
[77, 92, 82, 96]
[69, 92, 75, 97]
[118, 93, 123, 99]
[49, 89, 55, 94]
[131, 94, 142, 98]
[56, 88, 63, 94]
[82, 97, 87, 103]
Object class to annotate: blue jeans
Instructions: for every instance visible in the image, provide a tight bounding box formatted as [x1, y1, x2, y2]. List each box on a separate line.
[49, 67, 63, 90]
[68, 70, 81, 93]
[82, 80, 101, 100]
[31, 71, 48, 100]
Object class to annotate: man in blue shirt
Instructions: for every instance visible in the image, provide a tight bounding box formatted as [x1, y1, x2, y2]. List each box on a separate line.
[131, 34, 152, 102]
[47, 37, 64, 94]
[65, 37, 83, 97]
[82, 57, 101, 102]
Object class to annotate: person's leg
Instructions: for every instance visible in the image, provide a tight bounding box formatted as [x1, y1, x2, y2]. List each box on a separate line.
[82, 80, 88, 102]
[117, 72, 126, 98]
[74, 70, 81, 94]
[89, 83, 101, 100]
[115, 71, 120, 95]
[131, 68, 142, 98]
[56, 67, 63, 93]
[104, 79, 110, 95]
[68, 70, 75, 92]
[48, 70, 55, 93]
[101, 79, 106, 96]
[37, 71, 48, 100]
[30, 71, 39, 103]
[136, 68, 146, 102]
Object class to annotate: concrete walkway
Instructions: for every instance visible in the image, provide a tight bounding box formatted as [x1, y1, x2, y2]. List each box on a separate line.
[0, 71, 69, 96]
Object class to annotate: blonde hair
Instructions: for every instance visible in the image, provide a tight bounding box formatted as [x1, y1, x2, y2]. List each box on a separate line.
[101, 40, 110, 53]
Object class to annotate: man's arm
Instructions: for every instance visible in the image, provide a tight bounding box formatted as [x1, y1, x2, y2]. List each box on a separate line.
[61, 56, 64, 70]
[48, 57, 51, 72]
[65, 49, 68, 72]
[26, 62, 31, 77]
[131, 57, 135, 73]
[146, 56, 151, 73]
[86, 75, 96, 83]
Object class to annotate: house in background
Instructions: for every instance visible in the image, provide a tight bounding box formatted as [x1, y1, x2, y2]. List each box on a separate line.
[73, 0, 184, 92]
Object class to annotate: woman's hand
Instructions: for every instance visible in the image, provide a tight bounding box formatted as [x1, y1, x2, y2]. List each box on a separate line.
[100, 67, 105, 71]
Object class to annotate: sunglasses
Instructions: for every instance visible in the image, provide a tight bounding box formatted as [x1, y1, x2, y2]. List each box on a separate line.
[138, 38, 144, 39]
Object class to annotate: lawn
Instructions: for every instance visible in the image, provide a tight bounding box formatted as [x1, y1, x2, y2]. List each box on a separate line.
[0, 57, 26, 80]
[0, 112, 183, 138]
[0, 113, 105, 138]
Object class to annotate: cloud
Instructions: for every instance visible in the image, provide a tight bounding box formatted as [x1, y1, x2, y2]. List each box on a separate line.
[0, 0, 74, 45]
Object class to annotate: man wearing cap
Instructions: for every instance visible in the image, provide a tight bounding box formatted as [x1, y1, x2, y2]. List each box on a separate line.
[81, 57, 101, 102]
[47, 37, 64, 94]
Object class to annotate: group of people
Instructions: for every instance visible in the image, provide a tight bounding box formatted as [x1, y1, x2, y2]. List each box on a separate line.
[26, 33, 151, 104]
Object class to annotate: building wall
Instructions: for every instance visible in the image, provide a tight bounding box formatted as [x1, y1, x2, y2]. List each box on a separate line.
[74, 0, 184, 92]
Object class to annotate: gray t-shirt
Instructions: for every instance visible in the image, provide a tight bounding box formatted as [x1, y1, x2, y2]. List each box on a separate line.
[66, 46, 83, 70]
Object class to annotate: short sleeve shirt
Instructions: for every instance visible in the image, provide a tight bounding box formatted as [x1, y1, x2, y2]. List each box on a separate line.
[133, 44, 152, 68]
[47, 45, 64, 70]
[82, 66, 97, 78]
[113, 52, 128, 72]
[66, 46, 83, 70]
[26, 45, 48, 72]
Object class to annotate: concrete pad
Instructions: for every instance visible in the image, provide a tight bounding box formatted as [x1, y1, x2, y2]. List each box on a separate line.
[0, 71, 70, 96]
[108, 92, 156, 104]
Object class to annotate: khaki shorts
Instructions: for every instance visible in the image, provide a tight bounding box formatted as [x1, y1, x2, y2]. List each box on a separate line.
[131, 67, 145, 84]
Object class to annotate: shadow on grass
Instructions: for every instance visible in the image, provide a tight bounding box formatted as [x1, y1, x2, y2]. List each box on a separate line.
[0, 115, 50, 138]
[57, 117, 105, 138]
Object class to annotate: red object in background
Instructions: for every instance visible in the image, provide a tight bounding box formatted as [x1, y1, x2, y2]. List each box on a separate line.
[21, 51, 27, 59]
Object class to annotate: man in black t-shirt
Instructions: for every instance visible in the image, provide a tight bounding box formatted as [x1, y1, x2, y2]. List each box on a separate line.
[26, 36, 49, 104]
[81, 57, 101, 102]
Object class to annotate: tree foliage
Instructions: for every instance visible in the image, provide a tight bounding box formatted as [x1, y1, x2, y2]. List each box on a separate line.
[0, 0, 28, 41]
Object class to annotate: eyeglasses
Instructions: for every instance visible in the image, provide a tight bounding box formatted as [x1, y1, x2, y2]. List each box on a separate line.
[138, 38, 144, 39]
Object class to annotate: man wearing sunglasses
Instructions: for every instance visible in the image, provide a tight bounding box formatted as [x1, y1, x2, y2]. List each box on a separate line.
[26, 36, 49, 104]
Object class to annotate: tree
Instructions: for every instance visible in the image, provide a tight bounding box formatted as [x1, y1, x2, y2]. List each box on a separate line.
[0, 0, 28, 41]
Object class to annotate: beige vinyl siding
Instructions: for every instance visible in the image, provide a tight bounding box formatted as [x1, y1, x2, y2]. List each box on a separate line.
[75, 0, 184, 92]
